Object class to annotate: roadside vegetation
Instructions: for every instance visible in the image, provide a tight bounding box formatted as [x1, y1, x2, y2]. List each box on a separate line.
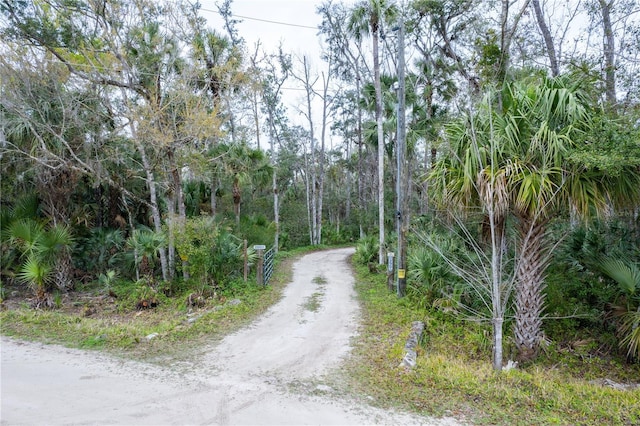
[0, 247, 302, 361]
[346, 227, 640, 425]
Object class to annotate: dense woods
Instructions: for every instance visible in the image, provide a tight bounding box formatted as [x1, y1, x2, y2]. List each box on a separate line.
[1, 0, 639, 374]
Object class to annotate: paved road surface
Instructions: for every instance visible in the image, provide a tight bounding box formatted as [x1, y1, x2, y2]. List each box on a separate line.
[1, 248, 460, 425]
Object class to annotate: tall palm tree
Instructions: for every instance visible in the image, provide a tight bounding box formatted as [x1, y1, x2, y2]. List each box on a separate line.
[348, 0, 397, 264]
[210, 142, 273, 226]
[431, 75, 640, 362]
[503, 77, 640, 360]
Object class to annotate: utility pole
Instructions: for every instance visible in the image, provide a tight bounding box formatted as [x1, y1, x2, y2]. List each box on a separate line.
[396, 10, 407, 297]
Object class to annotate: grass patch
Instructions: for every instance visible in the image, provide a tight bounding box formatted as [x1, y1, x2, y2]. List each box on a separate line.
[302, 292, 323, 313]
[312, 275, 327, 285]
[342, 261, 640, 425]
[0, 249, 302, 362]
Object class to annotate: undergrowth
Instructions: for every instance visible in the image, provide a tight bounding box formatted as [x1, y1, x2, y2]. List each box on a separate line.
[343, 262, 640, 426]
[0, 249, 304, 361]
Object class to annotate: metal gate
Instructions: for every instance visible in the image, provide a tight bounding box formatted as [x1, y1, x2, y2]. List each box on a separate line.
[263, 246, 275, 285]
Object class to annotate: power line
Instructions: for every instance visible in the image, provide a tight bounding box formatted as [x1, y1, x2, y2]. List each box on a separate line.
[199, 7, 318, 30]
[233, 14, 317, 30]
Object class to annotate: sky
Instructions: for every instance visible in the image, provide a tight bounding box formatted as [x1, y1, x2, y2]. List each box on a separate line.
[199, 0, 343, 143]
[199, 0, 326, 65]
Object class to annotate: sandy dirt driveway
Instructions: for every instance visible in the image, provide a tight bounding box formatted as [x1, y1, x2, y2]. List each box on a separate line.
[1, 248, 460, 425]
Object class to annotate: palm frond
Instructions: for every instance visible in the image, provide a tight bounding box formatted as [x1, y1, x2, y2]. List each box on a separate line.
[600, 258, 640, 297]
[619, 309, 640, 359]
[8, 219, 44, 257]
[17, 256, 52, 290]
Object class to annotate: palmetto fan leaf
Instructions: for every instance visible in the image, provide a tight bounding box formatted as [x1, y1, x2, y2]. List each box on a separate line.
[17, 256, 52, 291]
[39, 224, 73, 254]
[600, 258, 640, 298]
[600, 258, 640, 359]
[8, 219, 45, 258]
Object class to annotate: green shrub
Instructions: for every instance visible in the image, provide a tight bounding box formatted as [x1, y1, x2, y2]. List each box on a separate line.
[354, 235, 379, 266]
[174, 215, 248, 289]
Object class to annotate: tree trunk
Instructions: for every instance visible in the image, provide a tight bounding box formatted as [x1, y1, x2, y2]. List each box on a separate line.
[167, 146, 187, 280]
[122, 87, 168, 281]
[356, 74, 365, 216]
[211, 176, 219, 216]
[345, 134, 352, 221]
[489, 200, 507, 371]
[273, 167, 279, 252]
[135, 143, 168, 281]
[233, 176, 241, 226]
[514, 218, 548, 361]
[599, 0, 616, 105]
[531, 0, 559, 76]
[499, 0, 529, 86]
[373, 29, 385, 264]
[304, 149, 313, 244]
[493, 317, 504, 371]
[267, 106, 280, 252]
[166, 197, 177, 281]
[38, 167, 75, 291]
[54, 250, 74, 292]
[317, 69, 330, 246]
[253, 90, 261, 150]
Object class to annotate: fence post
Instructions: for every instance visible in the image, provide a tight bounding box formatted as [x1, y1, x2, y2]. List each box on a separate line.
[254, 245, 266, 285]
[243, 239, 248, 282]
[387, 252, 395, 292]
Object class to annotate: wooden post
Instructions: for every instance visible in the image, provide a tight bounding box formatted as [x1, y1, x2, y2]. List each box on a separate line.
[243, 239, 248, 282]
[254, 245, 266, 285]
[387, 252, 395, 292]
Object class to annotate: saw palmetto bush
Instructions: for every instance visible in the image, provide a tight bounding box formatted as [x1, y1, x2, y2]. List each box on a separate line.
[600, 257, 640, 360]
[126, 227, 166, 281]
[7, 219, 74, 308]
[407, 244, 462, 311]
[354, 235, 379, 266]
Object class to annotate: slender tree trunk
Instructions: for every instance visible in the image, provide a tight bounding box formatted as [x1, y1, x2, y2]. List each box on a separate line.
[273, 166, 279, 252]
[267, 107, 280, 252]
[356, 75, 365, 237]
[122, 89, 168, 281]
[304, 149, 313, 244]
[252, 90, 261, 150]
[599, 0, 616, 105]
[373, 29, 385, 264]
[531, 0, 559, 76]
[346, 134, 352, 221]
[134, 141, 168, 281]
[499, 0, 530, 85]
[167, 146, 188, 280]
[211, 176, 219, 216]
[317, 68, 331, 246]
[233, 177, 241, 226]
[489, 202, 506, 371]
[167, 191, 177, 280]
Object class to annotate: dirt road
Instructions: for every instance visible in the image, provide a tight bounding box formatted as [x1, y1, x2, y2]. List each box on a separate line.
[1, 248, 459, 425]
